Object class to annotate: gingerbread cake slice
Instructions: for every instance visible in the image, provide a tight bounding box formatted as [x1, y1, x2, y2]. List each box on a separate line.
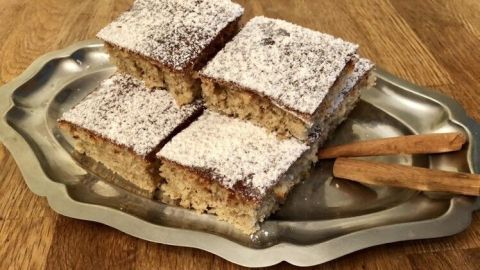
[96, 0, 244, 106]
[200, 16, 359, 142]
[312, 58, 376, 144]
[157, 111, 316, 234]
[58, 73, 203, 197]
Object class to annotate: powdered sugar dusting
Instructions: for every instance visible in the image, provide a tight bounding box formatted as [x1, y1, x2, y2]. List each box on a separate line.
[344, 58, 374, 91]
[330, 58, 375, 111]
[60, 73, 202, 157]
[201, 16, 358, 115]
[158, 111, 308, 196]
[97, 0, 243, 71]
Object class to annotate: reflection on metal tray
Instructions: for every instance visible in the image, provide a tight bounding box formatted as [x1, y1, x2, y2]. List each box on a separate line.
[0, 40, 479, 267]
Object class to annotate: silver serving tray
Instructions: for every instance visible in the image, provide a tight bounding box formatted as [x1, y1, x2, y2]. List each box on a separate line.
[0, 40, 479, 267]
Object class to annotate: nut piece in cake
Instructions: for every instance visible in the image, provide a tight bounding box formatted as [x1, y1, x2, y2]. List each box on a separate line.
[58, 73, 203, 197]
[156, 111, 316, 234]
[97, 0, 244, 106]
[200, 16, 359, 141]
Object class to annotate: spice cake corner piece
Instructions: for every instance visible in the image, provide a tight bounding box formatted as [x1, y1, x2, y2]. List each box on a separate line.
[156, 111, 316, 234]
[311, 58, 376, 145]
[96, 0, 244, 106]
[58, 73, 203, 197]
[200, 16, 359, 141]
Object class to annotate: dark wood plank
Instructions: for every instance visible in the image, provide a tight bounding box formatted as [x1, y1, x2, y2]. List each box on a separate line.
[407, 248, 480, 270]
[390, 0, 480, 90]
[134, 242, 215, 270]
[0, 0, 132, 84]
[0, 147, 51, 220]
[45, 217, 138, 270]
[245, 0, 453, 87]
[0, 215, 57, 270]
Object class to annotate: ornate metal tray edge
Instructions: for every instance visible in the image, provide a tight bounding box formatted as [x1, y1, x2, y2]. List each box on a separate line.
[0, 40, 479, 268]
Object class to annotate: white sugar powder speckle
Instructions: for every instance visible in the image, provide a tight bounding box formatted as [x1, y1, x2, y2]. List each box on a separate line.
[158, 111, 309, 196]
[201, 16, 359, 115]
[330, 58, 375, 112]
[60, 73, 202, 157]
[97, 0, 243, 71]
[344, 58, 374, 91]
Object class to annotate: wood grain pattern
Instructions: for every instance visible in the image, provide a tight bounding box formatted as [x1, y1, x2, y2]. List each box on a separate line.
[1, 0, 480, 269]
[318, 132, 467, 159]
[333, 158, 480, 196]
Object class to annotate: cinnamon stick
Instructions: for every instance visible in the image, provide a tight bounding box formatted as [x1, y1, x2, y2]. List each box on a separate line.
[318, 132, 467, 159]
[333, 158, 480, 196]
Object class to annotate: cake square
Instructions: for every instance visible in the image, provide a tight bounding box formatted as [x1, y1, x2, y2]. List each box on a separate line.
[156, 111, 316, 234]
[58, 73, 203, 197]
[156, 59, 374, 234]
[97, 0, 244, 106]
[200, 16, 359, 141]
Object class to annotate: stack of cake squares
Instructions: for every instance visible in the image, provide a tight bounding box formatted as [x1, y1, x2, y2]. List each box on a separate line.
[60, 0, 244, 197]
[59, 0, 375, 234]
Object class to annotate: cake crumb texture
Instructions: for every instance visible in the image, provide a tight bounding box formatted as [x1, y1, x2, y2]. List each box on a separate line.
[159, 161, 274, 233]
[59, 123, 160, 196]
[105, 44, 203, 105]
[201, 79, 309, 140]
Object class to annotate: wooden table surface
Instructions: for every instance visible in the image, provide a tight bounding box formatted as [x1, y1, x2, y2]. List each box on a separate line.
[1, 0, 479, 269]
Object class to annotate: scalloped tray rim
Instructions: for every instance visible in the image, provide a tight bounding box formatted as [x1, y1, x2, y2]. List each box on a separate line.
[0, 40, 479, 268]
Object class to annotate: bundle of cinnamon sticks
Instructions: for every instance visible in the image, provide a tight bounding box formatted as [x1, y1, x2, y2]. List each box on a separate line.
[317, 132, 480, 196]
